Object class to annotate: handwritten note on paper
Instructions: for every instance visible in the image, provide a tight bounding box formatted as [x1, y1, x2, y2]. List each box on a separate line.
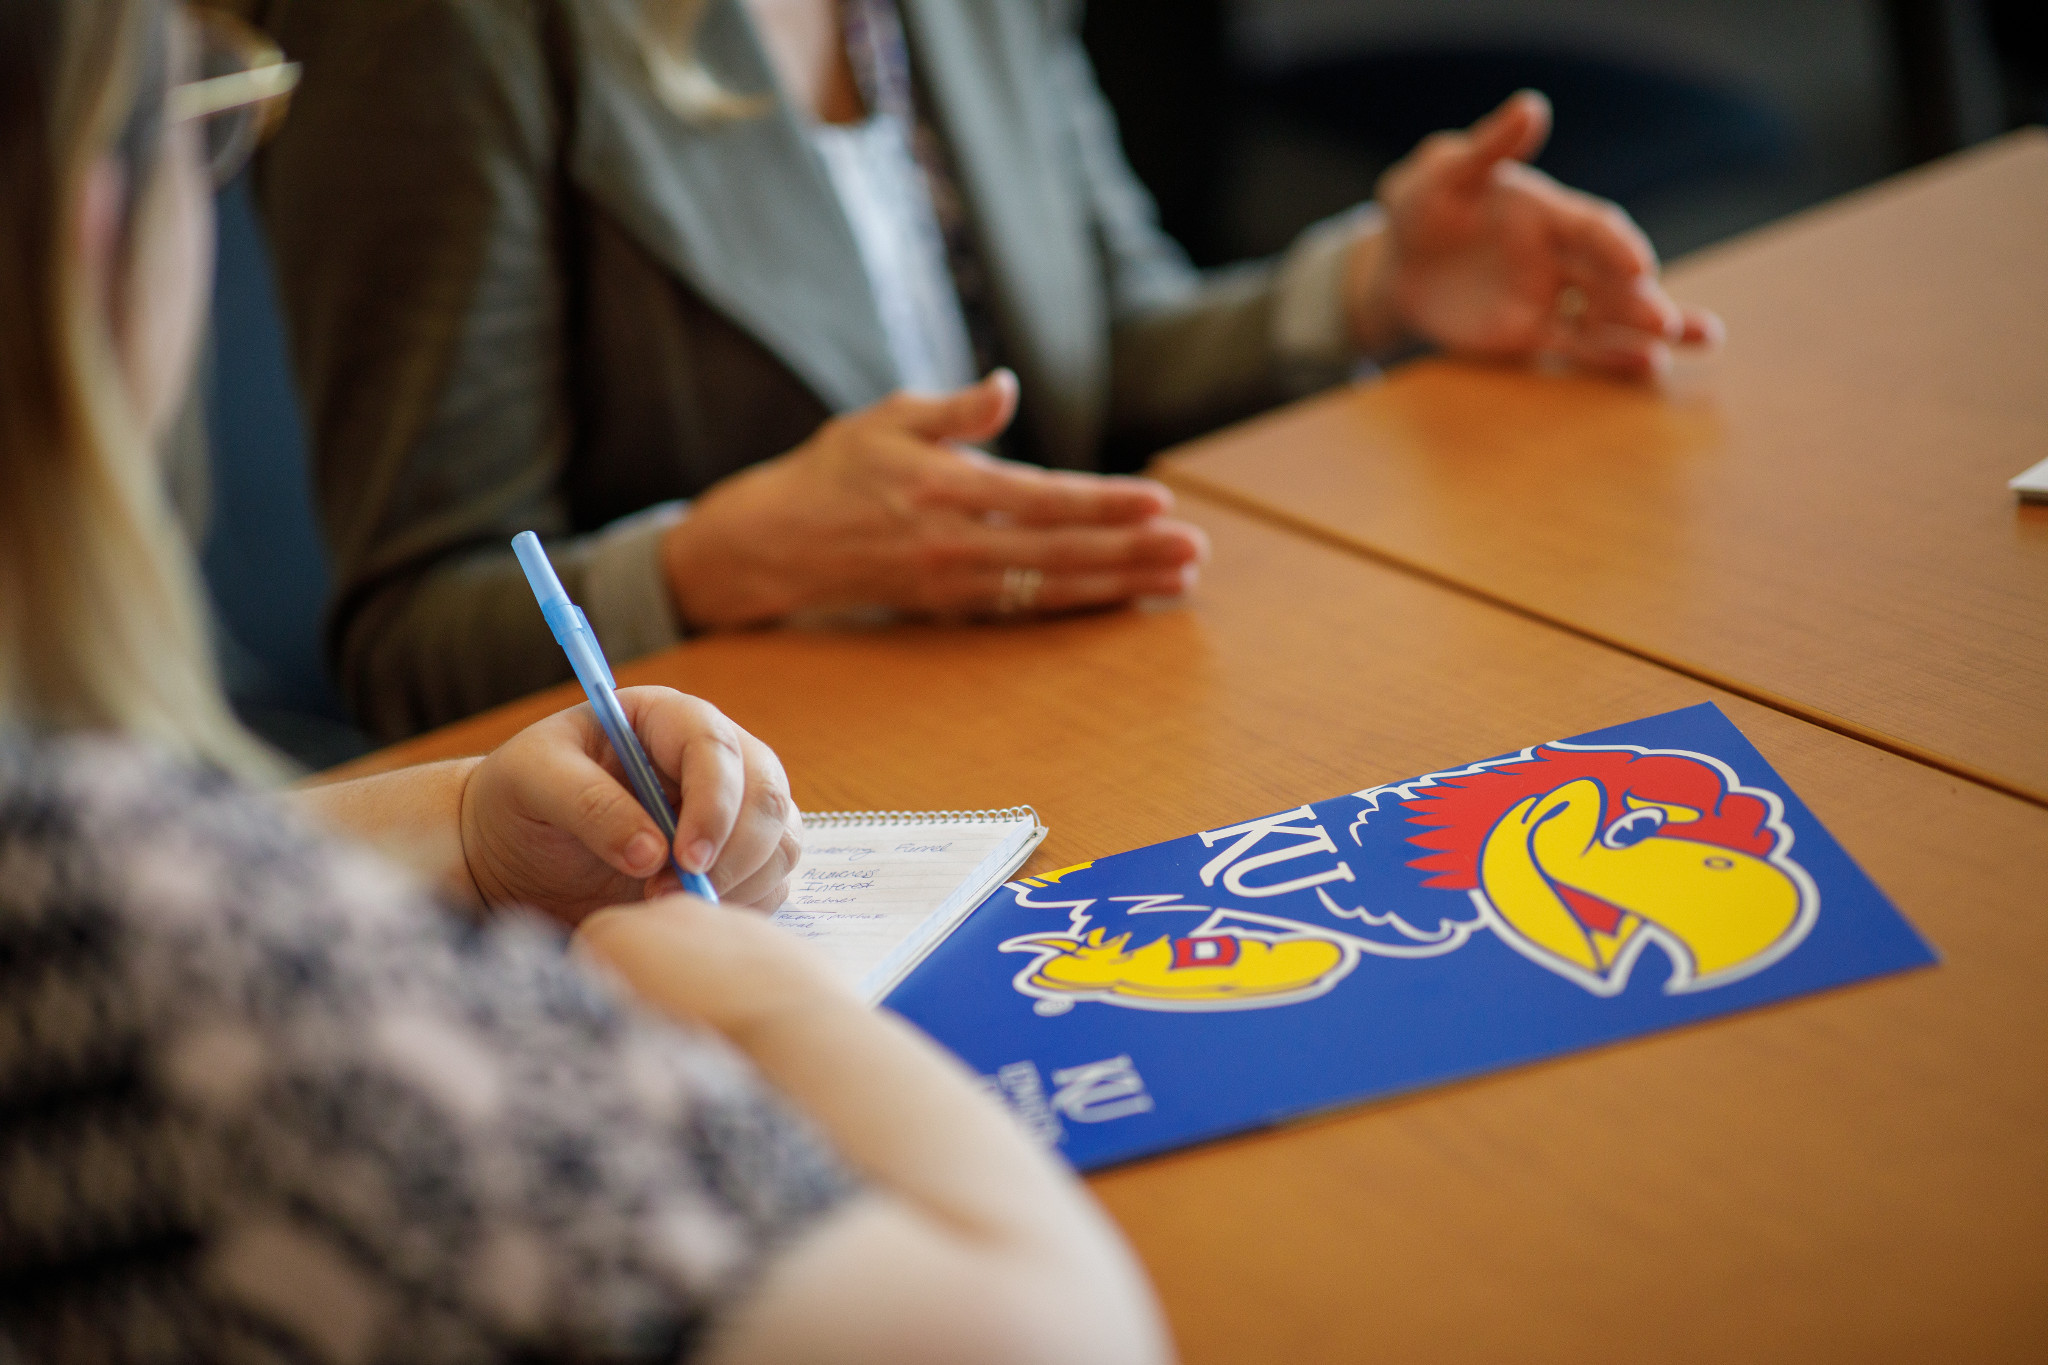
[773, 818, 1041, 996]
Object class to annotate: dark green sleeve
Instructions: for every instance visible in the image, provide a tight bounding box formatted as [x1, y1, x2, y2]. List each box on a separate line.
[259, 0, 678, 739]
[1041, 6, 1360, 450]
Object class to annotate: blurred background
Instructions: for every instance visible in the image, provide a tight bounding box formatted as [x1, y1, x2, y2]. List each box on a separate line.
[207, 0, 2045, 767]
[1083, 0, 2047, 265]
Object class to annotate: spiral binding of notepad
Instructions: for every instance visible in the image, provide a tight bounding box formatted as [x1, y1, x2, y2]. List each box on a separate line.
[800, 806, 1039, 830]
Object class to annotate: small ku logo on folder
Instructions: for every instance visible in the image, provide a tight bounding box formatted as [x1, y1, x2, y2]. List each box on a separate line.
[1000, 741, 1818, 1015]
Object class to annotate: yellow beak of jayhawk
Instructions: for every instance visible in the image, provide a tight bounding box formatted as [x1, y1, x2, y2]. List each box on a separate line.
[1479, 779, 1802, 990]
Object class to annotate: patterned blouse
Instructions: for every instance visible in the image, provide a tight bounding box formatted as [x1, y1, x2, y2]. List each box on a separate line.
[0, 735, 856, 1363]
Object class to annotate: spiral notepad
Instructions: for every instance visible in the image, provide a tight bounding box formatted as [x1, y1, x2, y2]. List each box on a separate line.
[773, 807, 1048, 1003]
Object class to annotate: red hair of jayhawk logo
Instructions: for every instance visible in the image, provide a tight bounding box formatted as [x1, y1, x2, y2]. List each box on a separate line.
[1393, 742, 1818, 995]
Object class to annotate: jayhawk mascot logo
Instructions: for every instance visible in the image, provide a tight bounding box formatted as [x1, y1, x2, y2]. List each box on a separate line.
[1001, 741, 1818, 1013]
[1397, 742, 1818, 996]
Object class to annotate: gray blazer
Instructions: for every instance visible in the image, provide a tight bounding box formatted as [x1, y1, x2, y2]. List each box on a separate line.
[255, 0, 1364, 738]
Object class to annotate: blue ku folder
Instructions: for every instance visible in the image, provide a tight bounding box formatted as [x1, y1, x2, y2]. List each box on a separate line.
[886, 704, 1936, 1171]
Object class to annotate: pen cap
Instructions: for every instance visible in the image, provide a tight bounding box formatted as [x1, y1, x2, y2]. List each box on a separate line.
[512, 531, 568, 610]
[512, 532, 616, 689]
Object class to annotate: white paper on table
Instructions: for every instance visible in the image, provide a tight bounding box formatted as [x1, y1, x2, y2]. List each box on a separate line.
[2009, 455, 2048, 503]
[773, 808, 1046, 1003]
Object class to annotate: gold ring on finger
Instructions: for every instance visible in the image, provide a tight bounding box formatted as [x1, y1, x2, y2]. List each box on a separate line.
[1554, 283, 1590, 328]
[997, 566, 1044, 616]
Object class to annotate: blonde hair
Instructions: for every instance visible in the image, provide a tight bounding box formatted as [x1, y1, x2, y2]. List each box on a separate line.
[0, 0, 284, 781]
[631, 0, 766, 121]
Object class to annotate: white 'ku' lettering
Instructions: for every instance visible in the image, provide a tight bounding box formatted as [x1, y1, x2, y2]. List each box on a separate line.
[1050, 1055, 1154, 1123]
[1197, 807, 1358, 898]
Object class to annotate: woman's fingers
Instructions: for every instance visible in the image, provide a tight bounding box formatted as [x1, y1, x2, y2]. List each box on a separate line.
[888, 513, 1213, 614]
[1559, 321, 1677, 380]
[1521, 175, 1725, 354]
[619, 687, 751, 877]
[1382, 94, 1726, 377]
[1678, 305, 1726, 348]
[670, 738, 744, 879]
[1570, 270, 1684, 343]
[916, 517, 1210, 581]
[915, 555, 1202, 618]
[1449, 89, 1552, 187]
[718, 825, 803, 911]
[649, 822, 799, 908]
[1553, 272, 1722, 368]
[910, 447, 1176, 526]
[619, 688, 804, 902]
[713, 743, 804, 906]
[1030, 563, 1200, 612]
[509, 711, 672, 880]
[1531, 173, 1658, 284]
[882, 369, 1021, 445]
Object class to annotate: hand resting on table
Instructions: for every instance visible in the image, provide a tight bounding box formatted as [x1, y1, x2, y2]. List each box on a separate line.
[659, 369, 1210, 630]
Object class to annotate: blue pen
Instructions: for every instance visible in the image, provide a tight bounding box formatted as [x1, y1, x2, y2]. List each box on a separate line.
[512, 531, 719, 903]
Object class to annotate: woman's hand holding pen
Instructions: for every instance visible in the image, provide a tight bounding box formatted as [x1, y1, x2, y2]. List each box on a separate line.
[459, 686, 803, 923]
[1347, 90, 1723, 380]
[658, 369, 1210, 630]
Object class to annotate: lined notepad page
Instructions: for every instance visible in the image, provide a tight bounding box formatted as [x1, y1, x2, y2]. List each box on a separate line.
[774, 808, 1046, 1003]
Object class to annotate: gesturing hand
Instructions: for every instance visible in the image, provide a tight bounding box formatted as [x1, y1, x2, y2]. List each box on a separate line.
[1353, 90, 1722, 379]
[459, 686, 801, 924]
[659, 369, 1210, 630]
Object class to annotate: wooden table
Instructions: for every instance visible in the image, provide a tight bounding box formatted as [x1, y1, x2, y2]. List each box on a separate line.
[341, 493, 2048, 1364]
[1160, 129, 2048, 809]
